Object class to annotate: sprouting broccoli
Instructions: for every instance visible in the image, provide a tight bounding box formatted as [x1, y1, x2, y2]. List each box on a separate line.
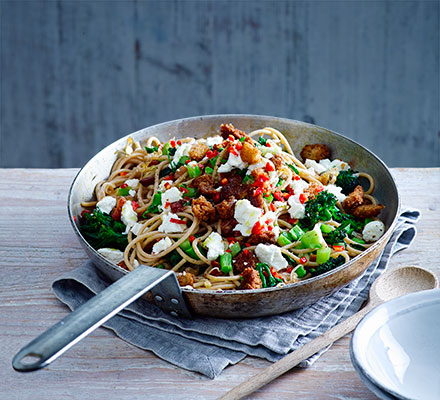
[325, 228, 347, 245]
[335, 169, 360, 195]
[303, 191, 338, 228]
[309, 255, 345, 277]
[331, 208, 365, 232]
[80, 209, 128, 251]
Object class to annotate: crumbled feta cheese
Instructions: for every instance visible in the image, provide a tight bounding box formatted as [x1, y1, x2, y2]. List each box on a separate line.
[129, 189, 136, 197]
[287, 195, 306, 219]
[125, 178, 139, 189]
[158, 179, 173, 192]
[203, 232, 225, 260]
[218, 152, 248, 173]
[96, 196, 116, 215]
[305, 158, 350, 174]
[362, 221, 385, 242]
[170, 141, 195, 167]
[273, 201, 288, 210]
[121, 201, 138, 233]
[158, 212, 186, 233]
[161, 187, 182, 210]
[206, 135, 223, 147]
[259, 139, 282, 155]
[290, 179, 309, 194]
[305, 159, 327, 174]
[324, 184, 347, 203]
[255, 244, 288, 271]
[152, 237, 173, 255]
[234, 199, 263, 236]
[97, 248, 124, 264]
[130, 222, 144, 236]
[247, 157, 271, 174]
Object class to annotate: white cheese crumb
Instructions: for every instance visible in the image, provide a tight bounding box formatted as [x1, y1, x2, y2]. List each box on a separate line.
[206, 135, 224, 147]
[255, 244, 288, 271]
[362, 221, 385, 242]
[171, 141, 194, 167]
[161, 187, 182, 210]
[305, 159, 327, 174]
[158, 212, 186, 233]
[129, 189, 136, 197]
[324, 184, 347, 203]
[290, 179, 309, 194]
[152, 237, 173, 255]
[158, 179, 173, 192]
[121, 201, 138, 233]
[234, 199, 263, 236]
[287, 195, 306, 219]
[97, 248, 124, 264]
[218, 152, 248, 173]
[130, 222, 144, 236]
[203, 232, 225, 260]
[125, 178, 139, 189]
[259, 139, 282, 155]
[96, 196, 116, 215]
[305, 158, 351, 174]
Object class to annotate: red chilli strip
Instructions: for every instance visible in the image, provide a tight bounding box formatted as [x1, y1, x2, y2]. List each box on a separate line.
[226, 249, 231, 253]
[189, 235, 196, 243]
[270, 203, 276, 212]
[177, 140, 182, 146]
[252, 221, 264, 235]
[164, 202, 170, 209]
[221, 178, 228, 185]
[286, 266, 293, 273]
[265, 162, 275, 172]
[254, 187, 263, 197]
[245, 242, 251, 247]
[333, 245, 345, 252]
[299, 256, 308, 264]
[273, 191, 283, 201]
[228, 135, 235, 141]
[170, 140, 176, 148]
[73, 215, 77, 222]
[170, 218, 187, 225]
[266, 142, 271, 147]
[120, 183, 128, 189]
[132, 201, 139, 211]
[283, 192, 291, 199]
[179, 187, 189, 193]
[315, 185, 324, 193]
[243, 249, 249, 256]
[294, 175, 301, 181]
[268, 226, 273, 231]
[226, 237, 235, 243]
[235, 142, 243, 151]
[119, 171, 128, 176]
[299, 193, 307, 204]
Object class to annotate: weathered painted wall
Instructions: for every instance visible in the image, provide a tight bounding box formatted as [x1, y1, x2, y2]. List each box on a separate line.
[1, 0, 439, 168]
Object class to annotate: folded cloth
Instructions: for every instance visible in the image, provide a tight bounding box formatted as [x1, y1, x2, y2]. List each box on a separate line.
[52, 207, 420, 379]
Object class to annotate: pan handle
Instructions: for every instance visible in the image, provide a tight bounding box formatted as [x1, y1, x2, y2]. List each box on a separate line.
[12, 265, 188, 372]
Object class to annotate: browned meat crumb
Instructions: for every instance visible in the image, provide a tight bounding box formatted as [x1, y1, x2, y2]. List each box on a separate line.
[189, 142, 209, 161]
[343, 185, 365, 213]
[220, 218, 237, 237]
[352, 204, 385, 219]
[300, 143, 331, 161]
[220, 123, 246, 140]
[216, 197, 236, 220]
[303, 182, 325, 201]
[191, 174, 217, 196]
[250, 190, 265, 209]
[248, 230, 276, 245]
[234, 250, 258, 273]
[191, 195, 216, 222]
[240, 267, 262, 290]
[177, 271, 195, 287]
[240, 141, 261, 164]
[270, 154, 284, 170]
[220, 172, 248, 200]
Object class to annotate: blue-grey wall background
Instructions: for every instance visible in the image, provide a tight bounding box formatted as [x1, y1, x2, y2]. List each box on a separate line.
[1, 0, 439, 168]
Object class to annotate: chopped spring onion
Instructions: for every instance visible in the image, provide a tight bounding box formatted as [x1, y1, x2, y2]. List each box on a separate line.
[277, 232, 292, 247]
[187, 164, 201, 179]
[320, 224, 334, 234]
[295, 265, 307, 278]
[229, 242, 241, 257]
[220, 253, 232, 274]
[300, 230, 322, 249]
[289, 225, 305, 241]
[316, 247, 331, 264]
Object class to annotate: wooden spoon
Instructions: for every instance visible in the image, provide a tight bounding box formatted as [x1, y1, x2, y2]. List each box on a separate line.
[219, 265, 439, 400]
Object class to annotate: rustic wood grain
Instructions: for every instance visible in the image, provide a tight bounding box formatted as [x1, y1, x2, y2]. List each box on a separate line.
[1, 1, 439, 168]
[0, 168, 439, 399]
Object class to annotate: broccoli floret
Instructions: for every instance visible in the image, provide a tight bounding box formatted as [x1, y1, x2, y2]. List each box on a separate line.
[325, 228, 347, 245]
[309, 255, 345, 277]
[331, 208, 365, 232]
[80, 208, 128, 251]
[303, 191, 338, 227]
[335, 169, 360, 195]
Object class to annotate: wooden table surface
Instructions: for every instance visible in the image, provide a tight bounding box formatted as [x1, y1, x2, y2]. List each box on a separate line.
[1, 168, 439, 399]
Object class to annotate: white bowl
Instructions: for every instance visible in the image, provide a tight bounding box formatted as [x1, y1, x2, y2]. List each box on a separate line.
[351, 289, 440, 400]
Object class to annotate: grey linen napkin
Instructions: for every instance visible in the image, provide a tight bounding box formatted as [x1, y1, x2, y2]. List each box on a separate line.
[52, 207, 420, 379]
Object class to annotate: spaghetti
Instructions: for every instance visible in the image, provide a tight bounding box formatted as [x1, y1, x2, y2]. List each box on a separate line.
[80, 123, 386, 291]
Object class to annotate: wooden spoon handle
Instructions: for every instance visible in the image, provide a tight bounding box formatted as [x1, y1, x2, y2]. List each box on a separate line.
[218, 301, 377, 400]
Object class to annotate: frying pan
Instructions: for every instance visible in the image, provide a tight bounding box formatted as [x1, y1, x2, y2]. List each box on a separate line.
[12, 115, 400, 372]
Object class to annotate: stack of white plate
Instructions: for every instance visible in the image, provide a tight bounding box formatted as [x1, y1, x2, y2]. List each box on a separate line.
[350, 289, 440, 400]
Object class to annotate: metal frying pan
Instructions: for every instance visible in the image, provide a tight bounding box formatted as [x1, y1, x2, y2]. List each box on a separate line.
[13, 115, 400, 372]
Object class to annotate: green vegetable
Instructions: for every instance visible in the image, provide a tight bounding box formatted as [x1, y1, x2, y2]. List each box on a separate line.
[179, 156, 190, 165]
[325, 227, 347, 245]
[295, 265, 307, 278]
[187, 163, 201, 178]
[229, 242, 241, 257]
[205, 167, 214, 175]
[162, 142, 172, 155]
[239, 136, 246, 142]
[320, 224, 334, 234]
[287, 164, 299, 175]
[145, 192, 162, 214]
[220, 253, 232, 274]
[263, 193, 274, 204]
[316, 247, 331, 264]
[331, 208, 365, 232]
[276, 179, 285, 187]
[156, 264, 165, 269]
[167, 250, 182, 265]
[351, 237, 366, 244]
[277, 232, 292, 247]
[309, 255, 345, 277]
[179, 239, 199, 260]
[256, 263, 282, 288]
[304, 191, 338, 227]
[289, 225, 305, 241]
[242, 175, 254, 184]
[258, 136, 267, 146]
[117, 187, 130, 196]
[80, 209, 128, 251]
[335, 169, 360, 195]
[300, 230, 322, 249]
[145, 145, 158, 153]
[209, 155, 219, 168]
[181, 187, 198, 198]
[159, 166, 172, 178]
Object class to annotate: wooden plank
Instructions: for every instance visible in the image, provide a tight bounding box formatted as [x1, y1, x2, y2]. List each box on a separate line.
[1, 2, 439, 168]
[0, 167, 438, 399]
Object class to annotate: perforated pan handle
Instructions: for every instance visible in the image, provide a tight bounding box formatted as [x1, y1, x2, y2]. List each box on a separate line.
[12, 265, 189, 372]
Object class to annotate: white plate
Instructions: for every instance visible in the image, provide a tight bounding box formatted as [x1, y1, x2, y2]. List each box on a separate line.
[351, 289, 440, 400]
